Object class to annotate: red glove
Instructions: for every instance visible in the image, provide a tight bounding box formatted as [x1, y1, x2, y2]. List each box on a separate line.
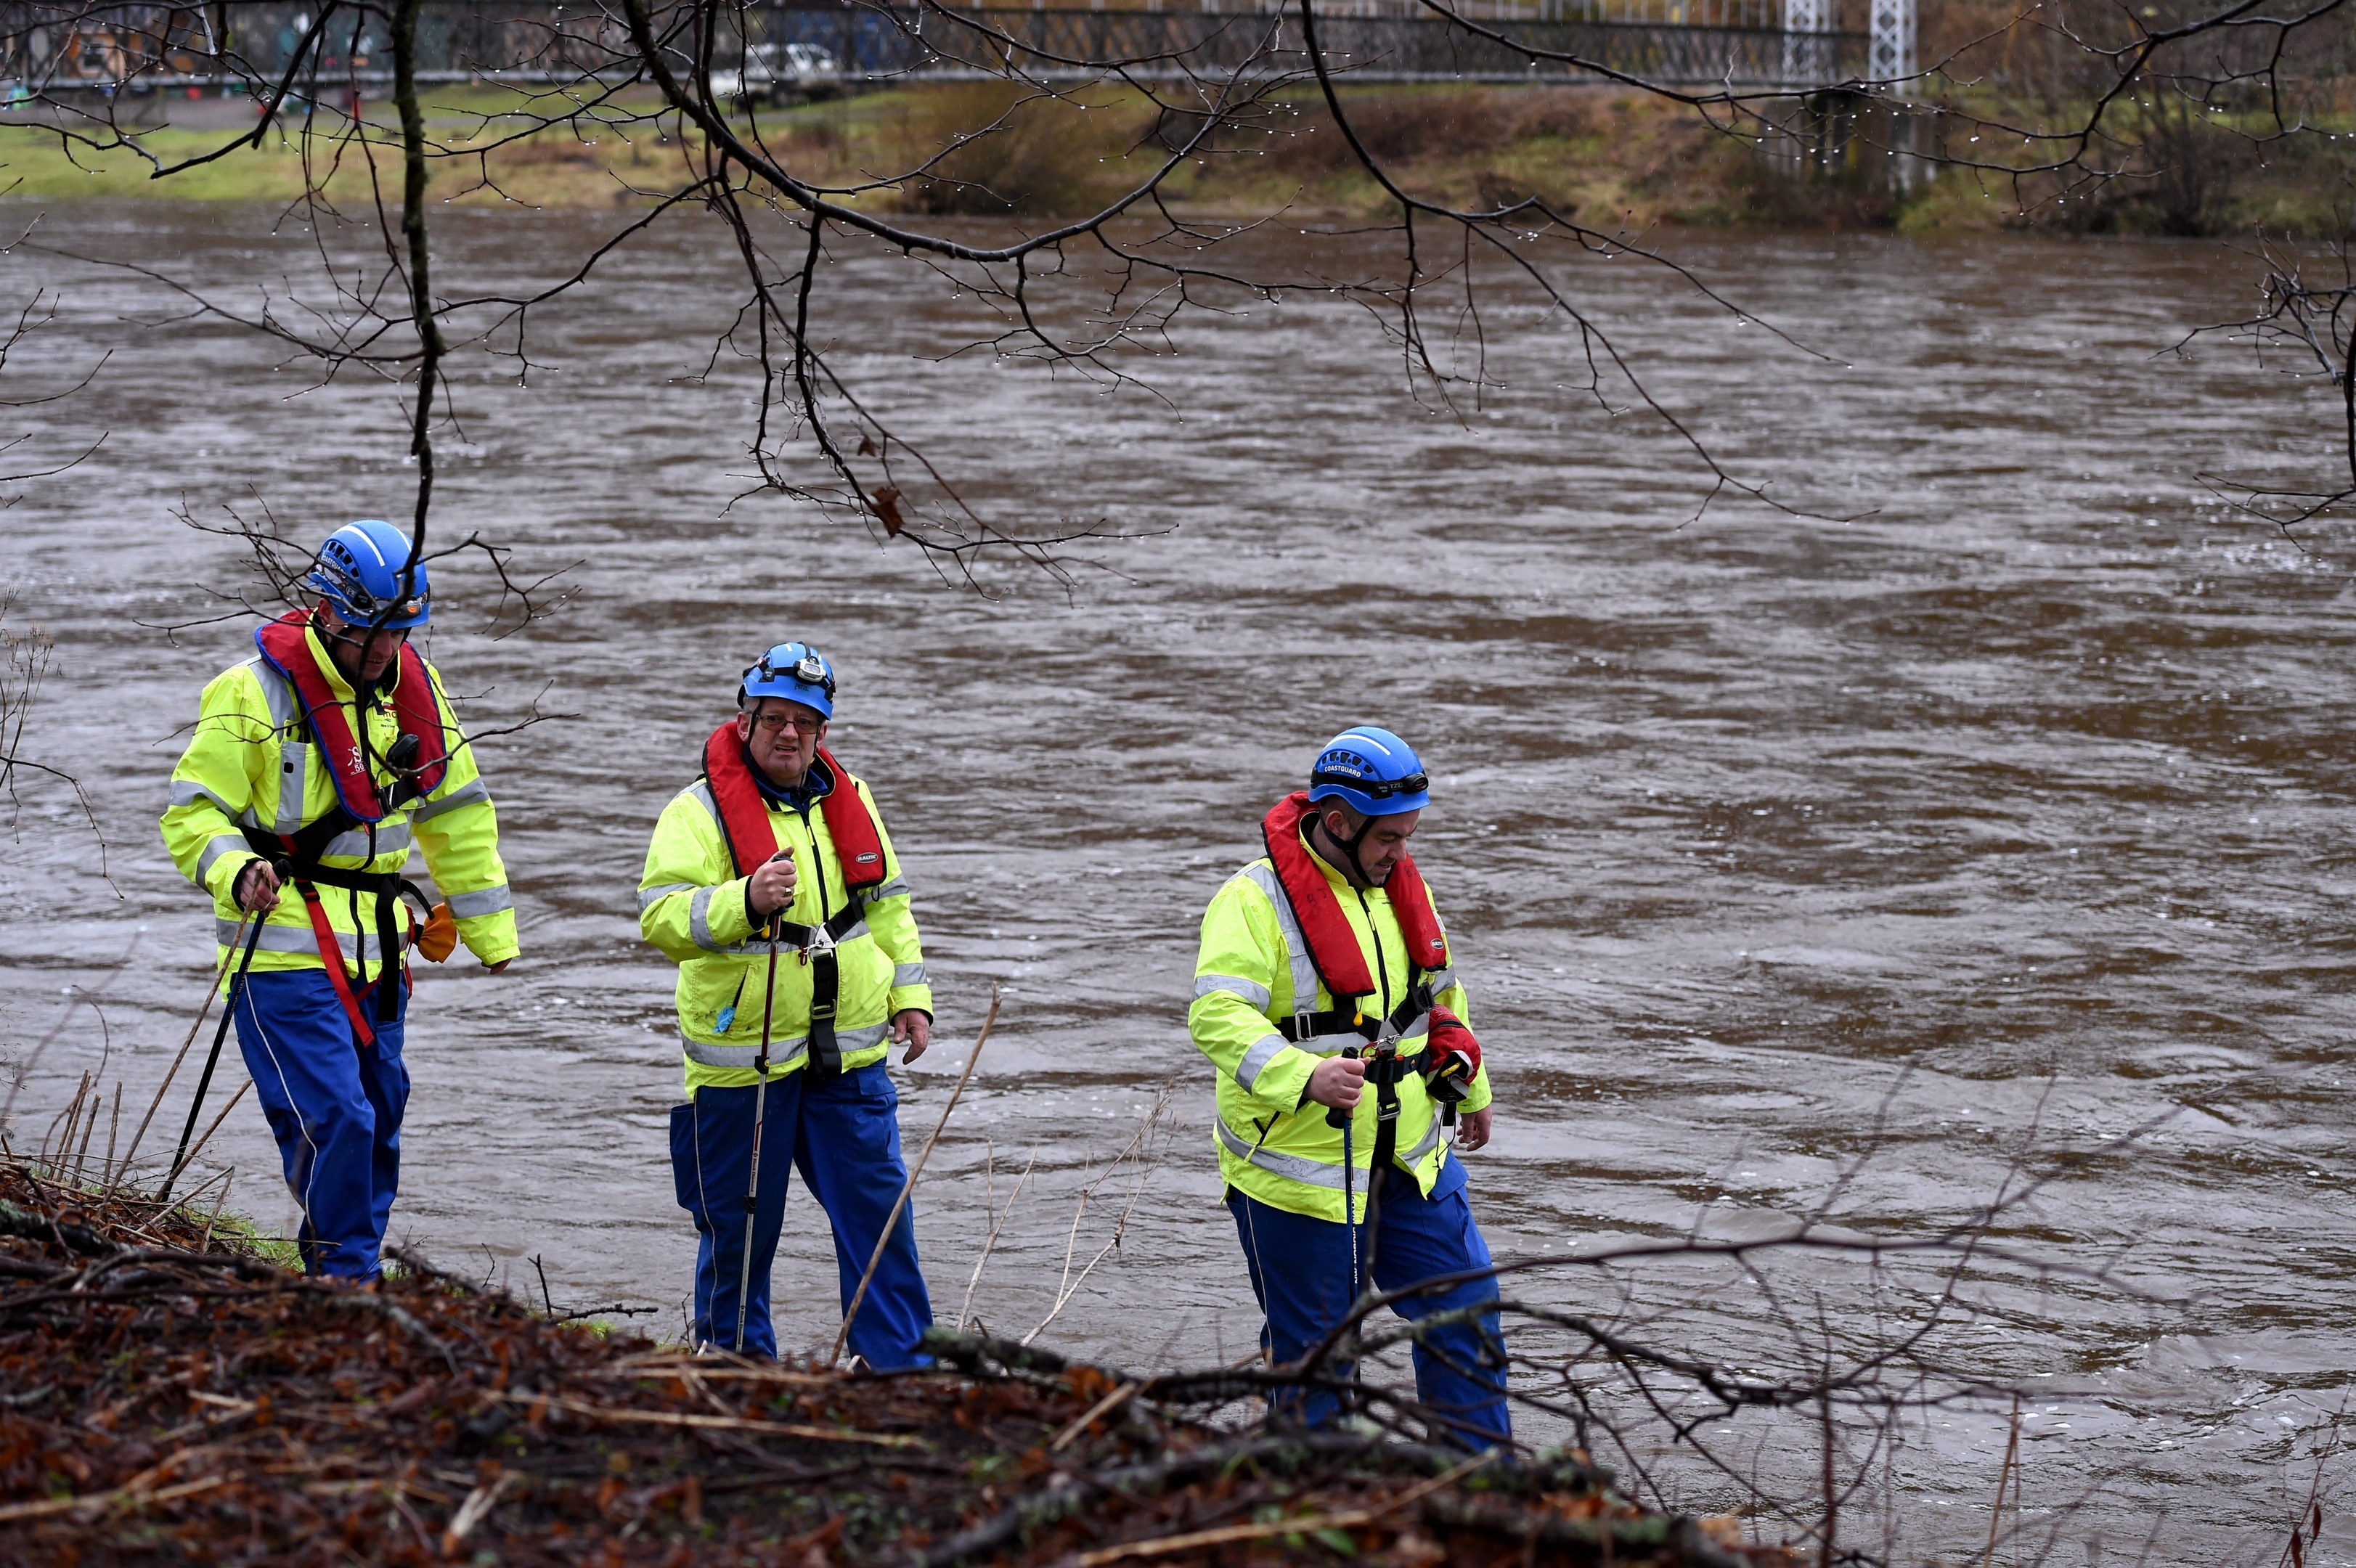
[1424, 1005, 1481, 1101]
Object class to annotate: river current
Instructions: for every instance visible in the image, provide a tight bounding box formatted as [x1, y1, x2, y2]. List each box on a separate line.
[2, 203, 2350, 1564]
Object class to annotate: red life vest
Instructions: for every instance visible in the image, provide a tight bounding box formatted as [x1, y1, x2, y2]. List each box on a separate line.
[253, 612, 449, 821]
[701, 723, 887, 891]
[1259, 791, 1449, 1003]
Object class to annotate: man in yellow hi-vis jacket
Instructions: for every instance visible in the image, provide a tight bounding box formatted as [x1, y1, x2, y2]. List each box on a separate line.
[160, 519, 518, 1280]
[639, 641, 935, 1365]
[1190, 726, 1508, 1446]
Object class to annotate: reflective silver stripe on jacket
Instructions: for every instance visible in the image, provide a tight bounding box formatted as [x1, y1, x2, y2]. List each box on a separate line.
[680, 1020, 891, 1070]
[1215, 1116, 1350, 1190]
[275, 740, 310, 834]
[244, 660, 314, 835]
[893, 962, 928, 988]
[639, 881, 696, 913]
[411, 777, 489, 822]
[683, 1033, 806, 1071]
[868, 875, 910, 901]
[1423, 965, 1457, 997]
[1238, 862, 1319, 1015]
[684, 780, 720, 824]
[446, 884, 513, 918]
[168, 777, 242, 818]
[688, 885, 730, 952]
[1234, 1033, 1291, 1093]
[1194, 972, 1271, 1010]
[1398, 1116, 1443, 1169]
[195, 834, 250, 883]
[213, 916, 402, 960]
[319, 822, 412, 862]
[248, 653, 301, 730]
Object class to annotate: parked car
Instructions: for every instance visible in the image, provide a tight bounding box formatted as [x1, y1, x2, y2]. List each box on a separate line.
[708, 42, 844, 107]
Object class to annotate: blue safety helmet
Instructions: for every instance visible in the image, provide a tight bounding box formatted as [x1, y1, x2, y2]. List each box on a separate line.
[307, 519, 430, 629]
[1308, 727, 1430, 817]
[738, 641, 836, 719]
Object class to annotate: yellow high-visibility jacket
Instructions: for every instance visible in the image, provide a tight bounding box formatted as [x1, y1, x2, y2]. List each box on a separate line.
[638, 760, 932, 1096]
[1189, 830, 1491, 1223]
[158, 624, 520, 980]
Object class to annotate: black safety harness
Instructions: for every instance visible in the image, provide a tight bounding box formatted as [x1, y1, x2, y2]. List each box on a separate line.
[757, 891, 870, 1084]
[240, 740, 436, 1027]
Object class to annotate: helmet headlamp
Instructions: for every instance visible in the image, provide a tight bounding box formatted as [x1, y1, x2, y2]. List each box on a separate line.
[1311, 767, 1428, 801]
[751, 650, 834, 698]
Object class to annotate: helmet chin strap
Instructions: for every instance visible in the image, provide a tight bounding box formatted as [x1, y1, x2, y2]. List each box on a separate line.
[1316, 807, 1385, 889]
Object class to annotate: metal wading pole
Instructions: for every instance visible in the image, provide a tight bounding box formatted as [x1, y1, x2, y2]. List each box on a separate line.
[733, 849, 791, 1355]
[161, 877, 273, 1204]
[1360, 1040, 1399, 1294]
[1326, 1045, 1361, 1310]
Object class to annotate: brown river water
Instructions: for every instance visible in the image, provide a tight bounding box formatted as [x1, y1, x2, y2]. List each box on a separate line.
[2, 202, 2352, 1564]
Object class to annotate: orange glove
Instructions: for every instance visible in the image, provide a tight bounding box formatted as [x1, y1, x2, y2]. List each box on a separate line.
[1424, 1005, 1481, 1101]
[414, 901, 458, 963]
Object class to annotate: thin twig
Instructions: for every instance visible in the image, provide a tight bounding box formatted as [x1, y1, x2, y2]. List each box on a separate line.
[122, 914, 249, 1181]
[163, 1079, 250, 1196]
[831, 987, 999, 1367]
[957, 1143, 1038, 1332]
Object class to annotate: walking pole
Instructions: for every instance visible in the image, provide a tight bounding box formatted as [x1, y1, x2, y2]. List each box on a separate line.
[160, 889, 272, 1205]
[733, 850, 791, 1355]
[1326, 1046, 1361, 1304]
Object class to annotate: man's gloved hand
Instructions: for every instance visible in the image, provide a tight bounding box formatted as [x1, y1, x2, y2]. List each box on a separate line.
[1423, 1005, 1482, 1102]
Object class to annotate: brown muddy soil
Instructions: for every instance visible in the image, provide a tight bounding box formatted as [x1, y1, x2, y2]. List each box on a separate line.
[0, 1161, 1788, 1568]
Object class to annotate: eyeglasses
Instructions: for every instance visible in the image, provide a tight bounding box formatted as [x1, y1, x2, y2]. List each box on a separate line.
[320, 621, 411, 649]
[1311, 769, 1428, 799]
[749, 709, 820, 735]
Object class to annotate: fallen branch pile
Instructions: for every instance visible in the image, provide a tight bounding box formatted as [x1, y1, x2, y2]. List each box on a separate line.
[0, 1160, 1793, 1567]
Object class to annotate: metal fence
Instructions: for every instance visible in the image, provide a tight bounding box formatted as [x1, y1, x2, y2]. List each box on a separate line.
[0, 1, 1864, 92]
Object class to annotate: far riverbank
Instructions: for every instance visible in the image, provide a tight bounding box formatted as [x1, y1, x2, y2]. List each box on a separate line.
[7, 80, 2352, 235]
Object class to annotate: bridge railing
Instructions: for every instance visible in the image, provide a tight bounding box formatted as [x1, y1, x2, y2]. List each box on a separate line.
[762, 6, 1860, 86]
[0, 1, 1864, 93]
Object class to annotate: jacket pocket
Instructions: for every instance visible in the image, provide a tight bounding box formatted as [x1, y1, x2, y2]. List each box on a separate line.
[677, 957, 752, 1038]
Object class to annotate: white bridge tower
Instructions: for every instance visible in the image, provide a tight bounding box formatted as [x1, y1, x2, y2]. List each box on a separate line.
[1782, 0, 1914, 86]
[1779, 0, 1835, 87]
[1868, 0, 1915, 83]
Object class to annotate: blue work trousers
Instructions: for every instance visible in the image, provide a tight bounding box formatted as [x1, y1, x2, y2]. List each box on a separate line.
[1229, 1156, 1511, 1448]
[670, 1062, 933, 1368]
[232, 968, 409, 1281]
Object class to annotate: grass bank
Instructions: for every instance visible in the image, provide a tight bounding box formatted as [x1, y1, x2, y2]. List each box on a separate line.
[6, 80, 2352, 234]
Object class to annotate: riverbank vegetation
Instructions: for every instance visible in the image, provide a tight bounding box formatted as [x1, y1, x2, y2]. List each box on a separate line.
[0, 1157, 1790, 1566]
[7, 78, 2352, 237]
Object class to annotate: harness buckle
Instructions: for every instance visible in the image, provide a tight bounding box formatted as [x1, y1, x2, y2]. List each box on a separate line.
[802, 921, 837, 964]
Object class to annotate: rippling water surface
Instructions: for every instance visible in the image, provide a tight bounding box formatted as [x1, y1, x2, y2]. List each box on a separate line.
[4, 203, 2352, 1563]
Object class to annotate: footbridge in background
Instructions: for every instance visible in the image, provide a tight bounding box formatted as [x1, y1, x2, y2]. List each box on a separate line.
[1, 0, 1883, 98]
[751, 4, 1865, 91]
